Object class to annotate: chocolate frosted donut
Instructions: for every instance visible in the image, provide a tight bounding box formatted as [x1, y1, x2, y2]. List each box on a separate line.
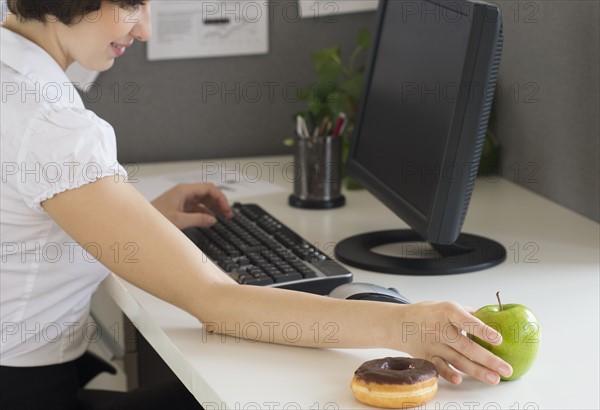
[355, 357, 438, 385]
[351, 357, 439, 409]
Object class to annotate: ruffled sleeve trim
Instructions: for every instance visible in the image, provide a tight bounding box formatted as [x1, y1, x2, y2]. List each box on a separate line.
[15, 106, 128, 213]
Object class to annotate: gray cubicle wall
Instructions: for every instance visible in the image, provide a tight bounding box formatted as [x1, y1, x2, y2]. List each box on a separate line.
[85, 0, 599, 222]
[490, 1, 599, 223]
[85, 2, 376, 163]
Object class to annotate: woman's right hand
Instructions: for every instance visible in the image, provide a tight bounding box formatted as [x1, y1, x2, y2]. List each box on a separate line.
[151, 183, 234, 230]
[397, 302, 513, 385]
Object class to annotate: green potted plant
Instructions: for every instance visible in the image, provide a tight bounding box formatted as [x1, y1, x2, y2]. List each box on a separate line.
[292, 29, 371, 189]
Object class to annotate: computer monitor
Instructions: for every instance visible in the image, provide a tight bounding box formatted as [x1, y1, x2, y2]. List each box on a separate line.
[334, 0, 507, 275]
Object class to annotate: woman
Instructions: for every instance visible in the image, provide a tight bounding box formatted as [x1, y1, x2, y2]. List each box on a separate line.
[0, 1, 512, 408]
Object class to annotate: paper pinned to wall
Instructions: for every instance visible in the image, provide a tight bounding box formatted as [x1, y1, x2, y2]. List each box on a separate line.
[299, 0, 379, 19]
[148, 1, 269, 61]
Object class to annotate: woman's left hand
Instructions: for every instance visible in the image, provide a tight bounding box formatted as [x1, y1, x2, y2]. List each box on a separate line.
[151, 183, 234, 229]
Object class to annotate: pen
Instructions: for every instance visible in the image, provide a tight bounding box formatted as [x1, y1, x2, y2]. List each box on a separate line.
[318, 116, 331, 137]
[312, 118, 320, 139]
[332, 113, 347, 138]
[296, 115, 303, 138]
[338, 115, 348, 137]
[300, 116, 310, 139]
[297, 115, 310, 139]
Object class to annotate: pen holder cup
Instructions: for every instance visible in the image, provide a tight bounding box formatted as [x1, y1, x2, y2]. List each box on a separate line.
[288, 135, 346, 209]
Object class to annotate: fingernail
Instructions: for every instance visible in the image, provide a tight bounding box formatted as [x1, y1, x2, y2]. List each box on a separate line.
[452, 375, 462, 384]
[486, 373, 500, 384]
[207, 216, 217, 225]
[489, 333, 502, 345]
[498, 365, 512, 378]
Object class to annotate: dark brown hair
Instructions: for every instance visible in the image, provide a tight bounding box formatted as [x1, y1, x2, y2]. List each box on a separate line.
[7, 0, 146, 25]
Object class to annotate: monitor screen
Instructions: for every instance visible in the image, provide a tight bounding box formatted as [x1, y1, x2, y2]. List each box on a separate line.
[354, 0, 471, 218]
[336, 0, 506, 275]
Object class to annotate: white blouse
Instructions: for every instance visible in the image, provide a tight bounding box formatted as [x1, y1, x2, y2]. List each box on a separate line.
[1, 26, 128, 366]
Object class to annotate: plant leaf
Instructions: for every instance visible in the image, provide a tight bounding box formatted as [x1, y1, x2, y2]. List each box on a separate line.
[312, 47, 343, 85]
[297, 84, 318, 102]
[358, 29, 371, 50]
[341, 72, 365, 103]
[312, 47, 341, 70]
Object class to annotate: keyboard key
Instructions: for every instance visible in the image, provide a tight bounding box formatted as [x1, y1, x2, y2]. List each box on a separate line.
[249, 267, 265, 276]
[237, 257, 251, 266]
[273, 272, 303, 283]
[222, 261, 239, 272]
[301, 270, 318, 279]
[230, 271, 250, 283]
[243, 276, 274, 286]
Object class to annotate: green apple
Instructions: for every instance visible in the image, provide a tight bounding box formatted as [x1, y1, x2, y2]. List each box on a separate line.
[471, 292, 540, 381]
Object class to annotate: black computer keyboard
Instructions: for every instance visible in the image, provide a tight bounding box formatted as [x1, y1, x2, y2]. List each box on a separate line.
[182, 203, 352, 295]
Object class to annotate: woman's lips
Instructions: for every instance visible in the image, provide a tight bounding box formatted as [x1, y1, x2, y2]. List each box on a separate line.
[111, 42, 130, 57]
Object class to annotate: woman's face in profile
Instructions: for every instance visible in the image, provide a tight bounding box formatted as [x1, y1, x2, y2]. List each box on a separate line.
[60, 1, 152, 72]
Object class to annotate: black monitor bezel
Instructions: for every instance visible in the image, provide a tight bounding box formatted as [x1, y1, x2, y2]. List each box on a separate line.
[347, 0, 502, 244]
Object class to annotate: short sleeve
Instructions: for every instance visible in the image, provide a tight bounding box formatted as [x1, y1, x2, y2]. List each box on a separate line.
[15, 106, 128, 212]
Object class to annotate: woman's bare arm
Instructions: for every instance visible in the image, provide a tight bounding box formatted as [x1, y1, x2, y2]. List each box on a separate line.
[42, 176, 512, 384]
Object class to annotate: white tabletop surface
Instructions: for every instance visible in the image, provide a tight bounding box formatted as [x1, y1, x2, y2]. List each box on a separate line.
[102, 156, 600, 410]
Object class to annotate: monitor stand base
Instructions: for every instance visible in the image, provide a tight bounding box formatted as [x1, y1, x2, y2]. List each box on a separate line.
[334, 230, 506, 275]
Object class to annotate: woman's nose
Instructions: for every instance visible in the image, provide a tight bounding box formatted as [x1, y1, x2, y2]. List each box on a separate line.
[130, 4, 152, 42]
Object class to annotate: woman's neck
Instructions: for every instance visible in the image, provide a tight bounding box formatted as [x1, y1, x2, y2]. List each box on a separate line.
[3, 14, 72, 70]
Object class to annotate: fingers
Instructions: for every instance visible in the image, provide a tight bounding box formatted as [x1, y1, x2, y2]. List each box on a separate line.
[199, 184, 234, 218]
[181, 183, 234, 218]
[445, 305, 513, 380]
[405, 302, 513, 386]
[447, 303, 503, 345]
[430, 356, 462, 385]
[440, 342, 497, 385]
[178, 211, 218, 229]
[438, 340, 511, 385]
[152, 183, 234, 229]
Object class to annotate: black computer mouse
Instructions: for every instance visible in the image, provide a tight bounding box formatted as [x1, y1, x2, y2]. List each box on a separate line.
[328, 282, 411, 304]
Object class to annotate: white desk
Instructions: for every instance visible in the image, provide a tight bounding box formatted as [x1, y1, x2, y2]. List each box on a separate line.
[102, 156, 600, 409]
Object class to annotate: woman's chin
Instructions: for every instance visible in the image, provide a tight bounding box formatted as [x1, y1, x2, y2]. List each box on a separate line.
[94, 60, 116, 72]
[75, 59, 115, 73]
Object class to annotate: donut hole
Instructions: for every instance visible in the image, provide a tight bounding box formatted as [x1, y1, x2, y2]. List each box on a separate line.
[381, 361, 416, 372]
